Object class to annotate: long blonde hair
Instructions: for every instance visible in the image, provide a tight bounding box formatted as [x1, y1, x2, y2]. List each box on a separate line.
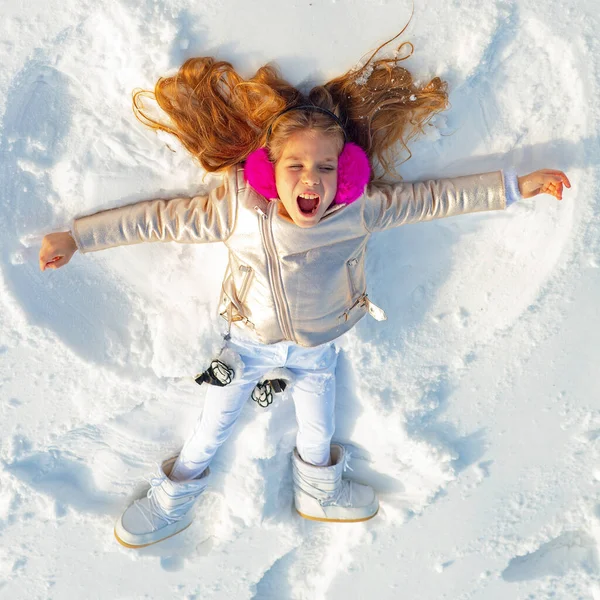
[133, 22, 448, 182]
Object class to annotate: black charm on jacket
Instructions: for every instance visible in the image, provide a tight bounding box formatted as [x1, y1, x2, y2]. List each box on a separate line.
[194, 360, 234, 387]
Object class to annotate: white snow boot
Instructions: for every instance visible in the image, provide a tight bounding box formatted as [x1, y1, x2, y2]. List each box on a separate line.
[292, 444, 379, 522]
[114, 455, 209, 548]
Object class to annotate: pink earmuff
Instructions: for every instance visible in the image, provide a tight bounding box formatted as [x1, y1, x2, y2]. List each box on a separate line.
[243, 142, 371, 205]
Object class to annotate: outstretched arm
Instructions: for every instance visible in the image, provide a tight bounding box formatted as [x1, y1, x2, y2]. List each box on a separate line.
[364, 170, 507, 232]
[39, 168, 239, 271]
[363, 168, 571, 233]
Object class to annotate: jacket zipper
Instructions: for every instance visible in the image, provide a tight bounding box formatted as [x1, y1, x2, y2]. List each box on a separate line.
[344, 256, 387, 322]
[346, 256, 360, 297]
[238, 265, 253, 302]
[340, 293, 367, 323]
[255, 204, 296, 341]
[219, 261, 257, 329]
[339, 293, 387, 323]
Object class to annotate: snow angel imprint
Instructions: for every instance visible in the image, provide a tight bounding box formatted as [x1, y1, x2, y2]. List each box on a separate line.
[39, 25, 571, 549]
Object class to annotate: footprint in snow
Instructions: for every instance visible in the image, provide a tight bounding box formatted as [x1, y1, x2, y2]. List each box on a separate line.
[501, 530, 600, 582]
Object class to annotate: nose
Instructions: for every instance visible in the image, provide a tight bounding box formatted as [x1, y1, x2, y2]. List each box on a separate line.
[301, 168, 320, 186]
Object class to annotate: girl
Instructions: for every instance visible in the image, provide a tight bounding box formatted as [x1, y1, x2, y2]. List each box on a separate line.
[38, 30, 570, 549]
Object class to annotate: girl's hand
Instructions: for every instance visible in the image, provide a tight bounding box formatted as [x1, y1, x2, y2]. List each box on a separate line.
[518, 169, 571, 201]
[39, 232, 78, 271]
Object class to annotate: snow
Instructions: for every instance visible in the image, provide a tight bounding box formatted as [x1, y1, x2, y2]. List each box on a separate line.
[1, 0, 599, 598]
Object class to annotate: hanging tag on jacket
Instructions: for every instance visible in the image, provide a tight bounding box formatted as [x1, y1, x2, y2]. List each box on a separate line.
[365, 297, 387, 321]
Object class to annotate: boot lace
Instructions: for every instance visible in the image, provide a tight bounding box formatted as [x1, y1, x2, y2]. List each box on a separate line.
[135, 468, 196, 531]
[323, 450, 354, 507]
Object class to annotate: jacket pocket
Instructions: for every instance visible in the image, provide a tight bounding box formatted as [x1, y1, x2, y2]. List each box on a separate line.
[237, 264, 254, 304]
[220, 264, 255, 327]
[338, 293, 368, 324]
[345, 254, 365, 300]
[342, 253, 387, 324]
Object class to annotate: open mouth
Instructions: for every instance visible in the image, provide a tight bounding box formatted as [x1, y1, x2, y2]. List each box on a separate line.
[297, 194, 320, 216]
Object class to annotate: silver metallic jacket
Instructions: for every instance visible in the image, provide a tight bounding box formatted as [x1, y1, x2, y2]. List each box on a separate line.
[72, 166, 507, 347]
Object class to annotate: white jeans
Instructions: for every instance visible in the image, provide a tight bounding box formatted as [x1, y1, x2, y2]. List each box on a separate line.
[170, 332, 338, 481]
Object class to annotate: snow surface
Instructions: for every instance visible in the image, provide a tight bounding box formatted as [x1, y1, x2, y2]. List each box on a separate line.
[1, 0, 599, 598]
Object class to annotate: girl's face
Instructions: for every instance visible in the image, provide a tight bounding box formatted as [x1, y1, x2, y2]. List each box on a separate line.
[274, 129, 342, 228]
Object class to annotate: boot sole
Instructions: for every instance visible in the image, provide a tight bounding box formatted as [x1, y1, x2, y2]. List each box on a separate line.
[114, 520, 193, 549]
[296, 507, 379, 523]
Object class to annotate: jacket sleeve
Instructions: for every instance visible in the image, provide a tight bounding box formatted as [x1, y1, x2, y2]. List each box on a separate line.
[362, 170, 507, 233]
[71, 169, 238, 253]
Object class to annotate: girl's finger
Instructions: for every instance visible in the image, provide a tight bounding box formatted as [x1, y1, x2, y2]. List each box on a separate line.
[542, 181, 563, 200]
[43, 256, 64, 270]
[545, 182, 562, 200]
[541, 174, 563, 185]
[541, 185, 553, 196]
[541, 170, 571, 188]
[48, 258, 65, 269]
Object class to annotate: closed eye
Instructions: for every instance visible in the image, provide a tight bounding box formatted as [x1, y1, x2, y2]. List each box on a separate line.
[289, 165, 336, 171]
